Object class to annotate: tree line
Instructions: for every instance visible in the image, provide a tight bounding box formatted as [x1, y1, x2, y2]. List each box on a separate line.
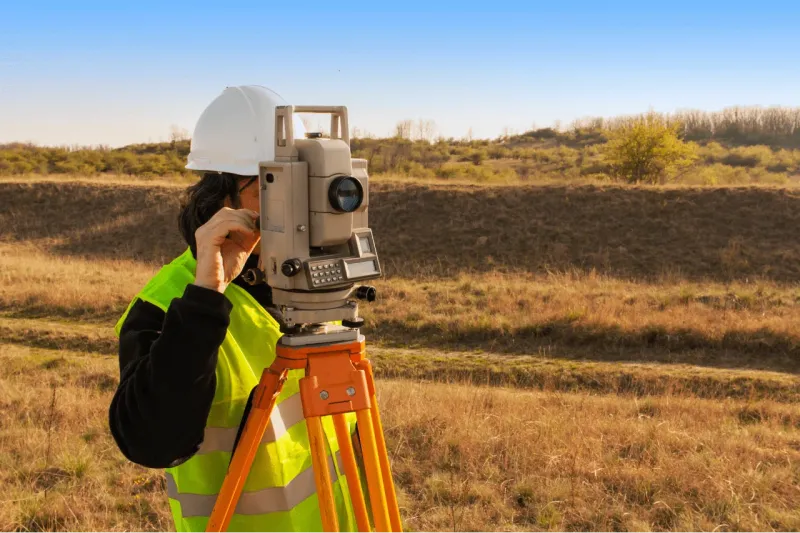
[2, 106, 799, 185]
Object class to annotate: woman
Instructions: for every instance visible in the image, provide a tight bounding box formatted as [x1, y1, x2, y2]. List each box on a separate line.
[109, 86, 359, 532]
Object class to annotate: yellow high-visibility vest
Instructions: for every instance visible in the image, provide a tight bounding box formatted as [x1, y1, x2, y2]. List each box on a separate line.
[115, 248, 358, 532]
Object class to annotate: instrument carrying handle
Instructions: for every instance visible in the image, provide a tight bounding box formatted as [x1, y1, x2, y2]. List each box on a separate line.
[279, 105, 350, 145]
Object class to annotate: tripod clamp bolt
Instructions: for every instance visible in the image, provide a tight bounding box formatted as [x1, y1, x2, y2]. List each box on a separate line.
[319, 390, 329, 400]
[346, 387, 356, 397]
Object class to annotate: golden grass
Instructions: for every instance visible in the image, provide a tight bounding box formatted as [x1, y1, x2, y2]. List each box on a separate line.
[4, 313, 799, 405]
[366, 272, 800, 372]
[1, 343, 799, 531]
[4, 242, 798, 373]
[0, 344, 172, 531]
[3, 178, 800, 531]
[383, 380, 800, 531]
[0, 243, 157, 321]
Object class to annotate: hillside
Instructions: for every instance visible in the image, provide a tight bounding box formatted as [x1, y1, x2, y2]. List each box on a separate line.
[3, 179, 800, 282]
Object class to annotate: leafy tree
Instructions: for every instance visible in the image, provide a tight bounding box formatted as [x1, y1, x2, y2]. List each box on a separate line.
[602, 113, 697, 184]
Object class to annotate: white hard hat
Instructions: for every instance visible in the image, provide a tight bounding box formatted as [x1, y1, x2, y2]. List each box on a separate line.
[186, 85, 307, 176]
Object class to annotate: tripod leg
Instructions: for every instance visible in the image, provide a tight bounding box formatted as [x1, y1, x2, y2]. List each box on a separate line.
[355, 410, 392, 532]
[207, 369, 286, 532]
[307, 416, 340, 532]
[357, 360, 402, 532]
[333, 414, 371, 532]
[368, 395, 402, 532]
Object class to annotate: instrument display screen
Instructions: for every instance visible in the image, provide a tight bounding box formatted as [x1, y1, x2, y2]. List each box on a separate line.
[346, 260, 378, 278]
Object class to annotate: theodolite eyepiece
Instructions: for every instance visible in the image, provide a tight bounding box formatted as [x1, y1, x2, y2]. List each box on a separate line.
[355, 286, 377, 302]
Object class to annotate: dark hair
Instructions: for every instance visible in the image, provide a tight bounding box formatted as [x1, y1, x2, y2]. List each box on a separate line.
[178, 172, 257, 256]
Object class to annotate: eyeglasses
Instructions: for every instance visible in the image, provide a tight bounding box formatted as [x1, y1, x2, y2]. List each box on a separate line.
[239, 176, 258, 193]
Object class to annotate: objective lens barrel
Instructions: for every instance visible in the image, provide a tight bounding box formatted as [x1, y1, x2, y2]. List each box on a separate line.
[329, 176, 364, 213]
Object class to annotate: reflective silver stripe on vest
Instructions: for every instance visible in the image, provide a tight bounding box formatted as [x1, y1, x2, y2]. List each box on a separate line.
[166, 452, 345, 517]
[198, 393, 305, 455]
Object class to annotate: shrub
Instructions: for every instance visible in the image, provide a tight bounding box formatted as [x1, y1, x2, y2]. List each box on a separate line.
[436, 162, 516, 182]
[698, 142, 727, 164]
[488, 145, 511, 159]
[722, 146, 774, 168]
[602, 113, 698, 184]
[470, 150, 487, 166]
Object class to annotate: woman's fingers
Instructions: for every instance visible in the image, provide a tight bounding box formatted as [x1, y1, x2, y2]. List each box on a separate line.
[219, 219, 260, 252]
[208, 209, 257, 231]
[193, 208, 260, 293]
[198, 209, 259, 245]
[216, 219, 258, 239]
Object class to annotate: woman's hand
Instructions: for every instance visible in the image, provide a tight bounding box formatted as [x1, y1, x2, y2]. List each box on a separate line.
[193, 207, 260, 293]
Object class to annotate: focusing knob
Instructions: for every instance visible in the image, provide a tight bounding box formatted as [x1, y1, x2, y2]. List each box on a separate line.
[355, 286, 377, 302]
[281, 259, 303, 277]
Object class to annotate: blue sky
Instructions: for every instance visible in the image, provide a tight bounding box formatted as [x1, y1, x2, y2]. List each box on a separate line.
[1, 1, 798, 146]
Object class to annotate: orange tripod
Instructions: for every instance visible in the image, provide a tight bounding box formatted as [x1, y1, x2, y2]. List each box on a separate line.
[205, 332, 402, 532]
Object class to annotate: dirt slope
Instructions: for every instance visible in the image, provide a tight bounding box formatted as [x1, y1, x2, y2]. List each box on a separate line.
[3, 179, 800, 281]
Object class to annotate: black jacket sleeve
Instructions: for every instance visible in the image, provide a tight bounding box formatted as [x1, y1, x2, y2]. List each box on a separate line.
[109, 284, 232, 468]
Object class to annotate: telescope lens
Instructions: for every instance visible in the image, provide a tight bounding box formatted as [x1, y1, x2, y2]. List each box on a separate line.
[329, 177, 364, 213]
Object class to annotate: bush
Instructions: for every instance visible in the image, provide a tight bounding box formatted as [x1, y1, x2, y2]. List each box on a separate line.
[678, 163, 788, 186]
[470, 150, 487, 166]
[602, 113, 698, 184]
[722, 146, 774, 168]
[436, 162, 517, 182]
[487, 145, 511, 159]
[398, 161, 437, 179]
[697, 142, 727, 164]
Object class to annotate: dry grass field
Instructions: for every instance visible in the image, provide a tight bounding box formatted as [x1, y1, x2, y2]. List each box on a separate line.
[5, 176, 800, 280]
[1, 177, 799, 531]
